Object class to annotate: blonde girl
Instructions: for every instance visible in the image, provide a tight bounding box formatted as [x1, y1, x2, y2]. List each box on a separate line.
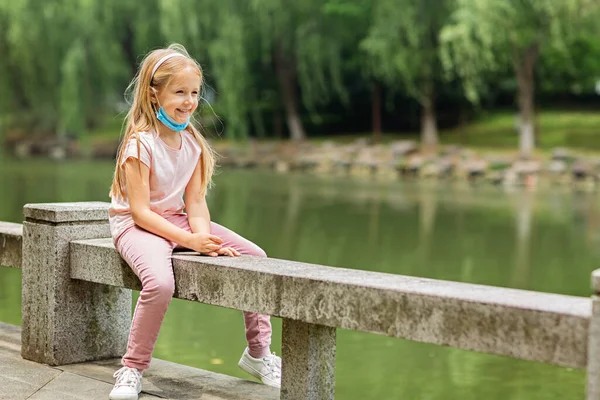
[107, 44, 280, 400]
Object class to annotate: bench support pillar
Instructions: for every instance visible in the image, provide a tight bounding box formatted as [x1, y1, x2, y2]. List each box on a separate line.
[281, 318, 336, 400]
[21, 202, 131, 365]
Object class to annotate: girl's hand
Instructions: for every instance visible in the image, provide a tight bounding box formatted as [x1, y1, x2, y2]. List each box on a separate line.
[186, 232, 223, 254]
[205, 247, 241, 258]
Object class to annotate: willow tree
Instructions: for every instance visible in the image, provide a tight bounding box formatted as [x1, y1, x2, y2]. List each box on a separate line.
[155, 0, 248, 139]
[157, 0, 348, 141]
[441, 0, 600, 157]
[0, 3, 12, 134]
[110, 0, 165, 76]
[243, 0, 351, 141]
[361, 0, 455, 149]
[320, 0, 374, 139]
[2, 1, 68, 133]
[1, 0, 128, 137]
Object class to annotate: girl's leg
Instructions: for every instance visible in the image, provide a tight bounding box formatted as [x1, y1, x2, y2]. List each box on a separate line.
[209, 222, 272, 359]
[165, 215, 273, 359]
[116, 225, 176, 371]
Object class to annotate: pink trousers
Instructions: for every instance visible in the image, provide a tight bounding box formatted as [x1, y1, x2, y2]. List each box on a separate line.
[114, 214, 272, 371]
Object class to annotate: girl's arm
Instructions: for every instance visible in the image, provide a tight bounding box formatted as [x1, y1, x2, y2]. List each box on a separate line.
[124, 158, 222, 253]
[184, 158, 211, 234]
[184, 158, 239, 257]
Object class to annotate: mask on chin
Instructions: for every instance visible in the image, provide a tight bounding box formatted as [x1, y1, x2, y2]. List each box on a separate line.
[156, 107, 190, 132]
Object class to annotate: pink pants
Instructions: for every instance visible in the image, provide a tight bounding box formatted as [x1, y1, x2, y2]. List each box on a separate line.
[114, 214, 272, 371]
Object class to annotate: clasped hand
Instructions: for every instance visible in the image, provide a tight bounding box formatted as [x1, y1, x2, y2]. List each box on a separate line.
[186, 232, 241, 257]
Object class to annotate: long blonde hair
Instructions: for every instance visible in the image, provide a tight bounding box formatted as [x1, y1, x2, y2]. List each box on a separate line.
[110, 43, 216, 199]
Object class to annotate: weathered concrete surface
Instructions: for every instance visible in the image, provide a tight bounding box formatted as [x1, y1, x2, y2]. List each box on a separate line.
[280, 319, 335, 400]
[21, 202, 132, 366]
[0, 322, 61, 400]
[592, 269, 600, 293]
[0, 221, 22, 268]
[71, 238, 591, 368]
[588, 295, 600, 400]
[24, 202, 111, 224]
[0, 322, 279, 400]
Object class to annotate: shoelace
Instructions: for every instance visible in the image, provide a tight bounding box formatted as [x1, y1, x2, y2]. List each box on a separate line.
[263, 353, 282, 378]
[113, 366, 142, 388]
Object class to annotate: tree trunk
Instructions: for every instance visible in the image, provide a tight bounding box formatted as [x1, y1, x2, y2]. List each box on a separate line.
[372, 80, 382, 144]
[421, 81, 439, 150]
[513, 44, 539, 158]
[273, 110, 283, 140]
[274, 44, 306, 141]
[458, 105, 468, 145]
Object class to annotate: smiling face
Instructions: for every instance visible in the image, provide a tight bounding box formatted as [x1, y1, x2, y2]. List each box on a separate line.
[154, 66, 201, 124]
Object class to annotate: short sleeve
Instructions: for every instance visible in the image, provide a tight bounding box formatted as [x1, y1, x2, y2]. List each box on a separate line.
[120, 135, 151, 168]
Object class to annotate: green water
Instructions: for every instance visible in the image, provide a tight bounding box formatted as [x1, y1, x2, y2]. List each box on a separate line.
[0, 158, 596, 399]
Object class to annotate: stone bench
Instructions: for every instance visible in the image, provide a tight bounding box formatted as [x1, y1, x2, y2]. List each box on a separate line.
[1, 202, 600, 399]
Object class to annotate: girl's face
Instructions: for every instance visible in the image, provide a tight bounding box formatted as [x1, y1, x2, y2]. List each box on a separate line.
[155, 66, 201, 124]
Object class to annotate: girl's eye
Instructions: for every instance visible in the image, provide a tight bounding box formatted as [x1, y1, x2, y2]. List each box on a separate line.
[176, 90, 184, 94]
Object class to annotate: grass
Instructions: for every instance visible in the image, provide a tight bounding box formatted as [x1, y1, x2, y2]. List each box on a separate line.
[441, 110, 600, 150]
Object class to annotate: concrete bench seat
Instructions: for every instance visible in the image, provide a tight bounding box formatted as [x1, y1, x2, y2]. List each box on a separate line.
[70, 237, 590, 369]
[0, 221, 22, 268]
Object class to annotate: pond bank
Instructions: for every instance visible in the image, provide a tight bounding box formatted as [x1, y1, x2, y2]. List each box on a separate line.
[8, 136, 600, 189]
[212, 140, 600, 190]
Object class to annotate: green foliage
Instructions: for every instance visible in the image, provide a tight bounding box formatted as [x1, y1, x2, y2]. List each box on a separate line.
[539, 34, 600, 94]
[247, 0, 352, 125]
[0, 0, 130, 135]
[208, 12, 250, 139]
[59, 40, 85, 136]
[1, 0, 600, 146]
[360, 0, 453, 103]
[440, 0, 600, 103]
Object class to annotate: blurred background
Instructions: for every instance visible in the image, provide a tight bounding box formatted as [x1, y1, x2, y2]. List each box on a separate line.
[2, 0, 600, 399]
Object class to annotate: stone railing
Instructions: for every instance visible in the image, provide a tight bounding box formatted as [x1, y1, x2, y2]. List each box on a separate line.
[0, 202, 599, 399]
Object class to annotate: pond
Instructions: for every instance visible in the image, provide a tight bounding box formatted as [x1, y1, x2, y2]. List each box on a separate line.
[0, 158, 596, 399]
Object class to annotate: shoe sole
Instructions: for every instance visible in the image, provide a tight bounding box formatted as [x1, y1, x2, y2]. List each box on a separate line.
[109, 389, 141, 400]
[108, 395, 138, 400]
[238, 358, 264, 380]
[238, 359, 280, 389]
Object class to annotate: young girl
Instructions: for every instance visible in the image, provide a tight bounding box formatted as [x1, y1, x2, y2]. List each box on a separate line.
[107, 44, 281, 400]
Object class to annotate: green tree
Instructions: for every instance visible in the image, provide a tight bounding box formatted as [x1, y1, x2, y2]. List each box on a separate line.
[538, 33, 600, 97]
[320, 0, 376, 140]
[247, 0, 349, 141]
[0, 0, 128, 137]
[155, 0, 248, 139]
[157, 0, 350, 141]
[361, 0, 455, 149]
[441, 0, 600, 157]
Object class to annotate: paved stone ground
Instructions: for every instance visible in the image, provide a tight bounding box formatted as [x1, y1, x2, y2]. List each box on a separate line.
[0, 322, 279, 400]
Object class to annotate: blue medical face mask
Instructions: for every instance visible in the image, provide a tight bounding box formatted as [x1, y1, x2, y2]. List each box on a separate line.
[156, 106, 190, 132]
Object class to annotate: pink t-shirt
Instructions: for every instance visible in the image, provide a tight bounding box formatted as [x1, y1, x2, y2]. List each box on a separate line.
[108, 129, 202, 241]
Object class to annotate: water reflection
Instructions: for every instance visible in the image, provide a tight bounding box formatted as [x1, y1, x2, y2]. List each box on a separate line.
[0, 160, 595, 399]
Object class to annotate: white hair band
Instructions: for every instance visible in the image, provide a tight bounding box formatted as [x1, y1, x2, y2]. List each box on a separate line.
[151, 53, 186, 79]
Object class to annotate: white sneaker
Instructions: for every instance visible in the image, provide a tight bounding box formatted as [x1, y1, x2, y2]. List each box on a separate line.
[109, 366, 142, 400]
[238, 347, 281, 388]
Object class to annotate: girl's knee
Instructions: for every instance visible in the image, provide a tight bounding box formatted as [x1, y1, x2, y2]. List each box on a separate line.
[249, 246, 267, 258]
[236, 242, 266, 258]
[145, 279, 175, 303]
